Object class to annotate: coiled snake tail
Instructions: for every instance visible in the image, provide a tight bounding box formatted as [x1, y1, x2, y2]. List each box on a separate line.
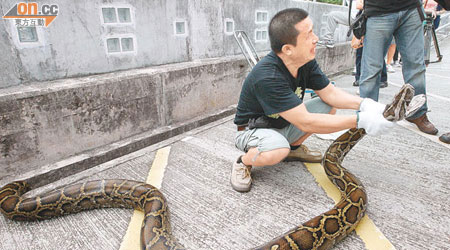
[0, 180, 184, 250]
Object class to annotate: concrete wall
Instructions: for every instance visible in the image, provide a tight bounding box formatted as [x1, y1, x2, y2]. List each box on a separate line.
[0, 56, 249, 183]
[0, 0, 350, 88]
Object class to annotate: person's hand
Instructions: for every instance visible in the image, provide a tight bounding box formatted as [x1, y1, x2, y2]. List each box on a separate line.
[359, 98, 386, 115]
[431, 10, 437, 18]
[356, 0, 364, 10]
[425, 9, 437, 18]
[351, 36, 363, 49]
[357, 111, 395, 136]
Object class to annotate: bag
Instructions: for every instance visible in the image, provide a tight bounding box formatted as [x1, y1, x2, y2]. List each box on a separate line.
[350, 10, 367, 39]
[248, 116, 271, 129]
[248, 116, 287, 129]
[434, 0, 450, 10]
[347, 0, 367, 39]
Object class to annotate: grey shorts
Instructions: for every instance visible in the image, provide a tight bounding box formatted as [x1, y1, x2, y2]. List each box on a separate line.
[235, 97, 332, 153]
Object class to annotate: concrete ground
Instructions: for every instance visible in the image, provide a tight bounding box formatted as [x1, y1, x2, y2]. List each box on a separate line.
[1, 38, 449, 250]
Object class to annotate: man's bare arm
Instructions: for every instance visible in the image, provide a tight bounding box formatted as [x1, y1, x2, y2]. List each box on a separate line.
[279, 104, 357, 134]
[315, 83, 363, 110]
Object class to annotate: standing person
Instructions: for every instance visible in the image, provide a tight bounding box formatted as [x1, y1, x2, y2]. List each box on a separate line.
[318, 0, 363, 48]
[353, 44, 388, 88]
[434, 4, 446, 29]
[386, 43, 397, 73]
[350, 0, 387, 89]
[392, 48, 401, 67]
[231, 8, 394, 192]
[424, 0, 446, 28]
[359, 0, 438, 135]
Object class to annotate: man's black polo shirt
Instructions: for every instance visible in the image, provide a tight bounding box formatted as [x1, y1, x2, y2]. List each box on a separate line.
[234, 51, 329, 129]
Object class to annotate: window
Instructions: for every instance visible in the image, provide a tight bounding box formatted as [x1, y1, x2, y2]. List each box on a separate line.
[102, 8, 117, 23]
[101, 7, 132, 24]
[105, 37, 135, 53]
[121, 37, 134, 51]
[100, 6, 135, 55]
[117, 8, 131, 23]
[255, 11, 268, 23]
[9, 21, 44, 48]
[224, 18, 234, 35]
[17, 27, 38, 42]
[255, 30, 268, 42]
[174, 21, 187, 35]
[106, 38, 120, 52]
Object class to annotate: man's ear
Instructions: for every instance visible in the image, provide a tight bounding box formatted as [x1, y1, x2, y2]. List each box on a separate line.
[281, 44, 293, 56]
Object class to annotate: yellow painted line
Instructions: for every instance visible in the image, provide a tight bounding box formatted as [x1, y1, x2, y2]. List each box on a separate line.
[305, 163, 396, 250]
[119, 146, 171, 250]
[356, 216, 396, 250]
[145, 146, 171, 188]
[305, 163, 341, 202]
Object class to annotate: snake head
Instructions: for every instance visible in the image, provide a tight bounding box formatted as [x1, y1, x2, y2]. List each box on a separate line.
[383, 83, 416, 121]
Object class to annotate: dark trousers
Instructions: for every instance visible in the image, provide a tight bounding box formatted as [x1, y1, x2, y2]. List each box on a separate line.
[355, 47, 387, 82]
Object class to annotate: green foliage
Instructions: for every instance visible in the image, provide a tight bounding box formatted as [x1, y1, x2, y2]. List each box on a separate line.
[317, 0, 343, 5]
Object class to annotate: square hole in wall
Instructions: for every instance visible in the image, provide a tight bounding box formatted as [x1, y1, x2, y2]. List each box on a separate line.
[17, 27, 38, 42]
[107, 38, 120, 52]
[102, 8, 117, 23]
[175, 21, 187, 35]
[121, 37, 134, 51]
[224, 19, 234, 34]
[255, 30, 268, 42]
[118, 8, 131, 23]
[256, 11, 268, 23]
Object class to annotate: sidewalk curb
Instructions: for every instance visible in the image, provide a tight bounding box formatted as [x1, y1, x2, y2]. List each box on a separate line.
[5, 105, 236, 189]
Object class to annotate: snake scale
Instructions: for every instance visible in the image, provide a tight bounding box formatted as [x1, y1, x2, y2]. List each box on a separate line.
[0, 84, 417, 250]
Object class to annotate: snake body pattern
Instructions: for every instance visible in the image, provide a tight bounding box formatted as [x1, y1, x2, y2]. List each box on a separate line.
[0, 84, 416, 250]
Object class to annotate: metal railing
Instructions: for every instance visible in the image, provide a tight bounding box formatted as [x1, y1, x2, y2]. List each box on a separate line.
[233, 30, 260, 69]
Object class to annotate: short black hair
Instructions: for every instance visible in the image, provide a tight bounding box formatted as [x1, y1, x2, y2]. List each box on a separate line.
[268, 8, 309, 53]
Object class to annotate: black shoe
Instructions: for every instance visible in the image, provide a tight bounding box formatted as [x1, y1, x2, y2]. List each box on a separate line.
[439, 132, 450, 144]
[353, 80, 359, 86]
[380, 81, 388, 88]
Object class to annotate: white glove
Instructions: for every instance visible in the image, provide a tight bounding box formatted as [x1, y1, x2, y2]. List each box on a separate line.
[359, 98, 386, 115]
[357, 111, 395, 136]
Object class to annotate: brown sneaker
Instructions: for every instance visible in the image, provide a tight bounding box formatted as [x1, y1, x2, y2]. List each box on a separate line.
[230, 157, 252, 192]
[406, 114, 438, 135]
[284, 145, 322, 163]
[439, 132, 450, 144]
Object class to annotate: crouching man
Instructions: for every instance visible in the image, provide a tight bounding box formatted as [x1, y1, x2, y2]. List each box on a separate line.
[231, 8, 393, 192]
